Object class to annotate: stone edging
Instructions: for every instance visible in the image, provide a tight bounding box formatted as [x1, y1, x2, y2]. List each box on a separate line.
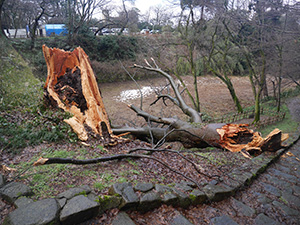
[1, 132, 299, 225]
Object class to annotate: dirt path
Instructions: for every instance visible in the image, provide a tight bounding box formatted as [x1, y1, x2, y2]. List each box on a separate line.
[287, 96, 300, 122]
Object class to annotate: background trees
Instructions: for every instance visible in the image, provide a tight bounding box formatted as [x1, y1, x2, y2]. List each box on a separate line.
[0, 0, 299, 122]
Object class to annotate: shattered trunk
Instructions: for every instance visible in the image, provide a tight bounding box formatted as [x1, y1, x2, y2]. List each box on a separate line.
[43, 45, 113, 143]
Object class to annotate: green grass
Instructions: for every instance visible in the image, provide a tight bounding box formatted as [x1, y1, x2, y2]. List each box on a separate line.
[0, 37, 42, 110]
[93, 172, 115, 191]
[194, 152, 229, 165]
[0, 108, 78, 154]
[0, 37, 79, 153]
[259, 104, 299, 137]
[9, 147, 86, 198]
[7, 143, 144, 199]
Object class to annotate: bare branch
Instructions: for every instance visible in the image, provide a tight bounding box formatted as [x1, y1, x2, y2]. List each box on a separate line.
[150, 94, 180, 107]
[128, 104, 178, 125]
[128, 147, 213, 179]
[120, 62, 143, 109]
[33, 154, 201, 189]
[133, 62, 202, 123]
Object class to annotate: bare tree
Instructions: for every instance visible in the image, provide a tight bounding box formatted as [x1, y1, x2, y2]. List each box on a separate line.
[149, 5, 172, 30]
[205, 19, 244, 113]
[0, 0, 5, 36]
[28, 0, 55, 49]
[66, 0, 110, 44]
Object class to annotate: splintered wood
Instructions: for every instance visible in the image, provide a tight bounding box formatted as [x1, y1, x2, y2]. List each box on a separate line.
[43, 45, 114, 144]
[217, 124, 289, 157]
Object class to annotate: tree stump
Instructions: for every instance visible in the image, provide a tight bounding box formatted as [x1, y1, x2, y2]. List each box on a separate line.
[43, 45, 113, 143]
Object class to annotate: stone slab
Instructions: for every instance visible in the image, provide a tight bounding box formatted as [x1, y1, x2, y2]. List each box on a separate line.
[155, 184, 173, 193]
[172, 188, 190, 208]
[272, 200, 299, 216]
[134, 182, 154, 192]
[3, 198, 59, 225]
[119, 186, 139, 210]
[170, 213, 194, 225]
[111, 212, 135, 225]
[175, 182, 194, 192]
[189, 189, 207, 205]
[98, 195, 122, 213]
[0, 174, 6, 188]
[56, 187, 91, 200]
[261, 182, 281, 197]
[203, 184, 234, 201]
[254, 213, 280, 225]
[268, 168, 298, 183]
[232, 198, 255, 217]
[60, 195, 99, 225]
[14, 197, 34, 208]
[281, 192, 300, 208]
[139, 192, 161, 211]
[0, 182, 33, 203]
[210, 215, 238, 225]
[109, 182, 132, 196]
[162, 192, 178, 205]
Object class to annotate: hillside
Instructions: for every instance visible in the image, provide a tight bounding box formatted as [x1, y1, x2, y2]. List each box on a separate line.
[0, 36, 42, 110]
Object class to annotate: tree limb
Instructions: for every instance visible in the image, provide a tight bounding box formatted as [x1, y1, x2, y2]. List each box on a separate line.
[133, 60, 202, 123]
[33, 153, 201, 189]
[128, 104, 179, 126]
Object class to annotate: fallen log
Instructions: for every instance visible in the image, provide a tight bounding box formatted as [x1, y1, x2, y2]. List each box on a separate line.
[113, 122, 289, 157]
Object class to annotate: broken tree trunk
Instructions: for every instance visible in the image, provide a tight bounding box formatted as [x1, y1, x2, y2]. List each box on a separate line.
[113, 120, 289, 156]
[43, 45, 114, 143]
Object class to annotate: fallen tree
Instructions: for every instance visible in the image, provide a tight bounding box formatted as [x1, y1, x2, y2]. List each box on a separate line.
[42, 46, 289, 157]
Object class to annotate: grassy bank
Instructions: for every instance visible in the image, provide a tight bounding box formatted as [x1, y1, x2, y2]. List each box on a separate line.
[0, 37, 42, 110]
[0, 37, 77, 153]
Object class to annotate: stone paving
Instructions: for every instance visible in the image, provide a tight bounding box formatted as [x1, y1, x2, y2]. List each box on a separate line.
[107, 138, 300, 225]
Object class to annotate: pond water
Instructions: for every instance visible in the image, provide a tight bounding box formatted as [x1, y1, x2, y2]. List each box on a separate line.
[113, 86, 155, 103]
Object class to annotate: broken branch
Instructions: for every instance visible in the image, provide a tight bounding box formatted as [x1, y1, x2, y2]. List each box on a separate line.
[133, 61, 202, 123]
[33, 154, 201, 189]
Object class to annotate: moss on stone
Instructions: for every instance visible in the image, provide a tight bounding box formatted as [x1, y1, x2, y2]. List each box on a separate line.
[97, 195, 121, 213]
[189, 194, 197, 202]
[74, 191, 87, 197]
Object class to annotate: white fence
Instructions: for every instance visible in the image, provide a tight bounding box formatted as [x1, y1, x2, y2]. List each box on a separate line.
[4, 29, 28, 38]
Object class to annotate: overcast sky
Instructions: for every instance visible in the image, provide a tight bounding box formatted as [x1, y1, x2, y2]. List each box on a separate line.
[110, 0, 177, 14]
[134, 0, 169, 13]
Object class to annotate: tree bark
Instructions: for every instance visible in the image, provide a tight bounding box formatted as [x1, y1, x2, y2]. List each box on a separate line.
[113, 121, 288, 155]
[0, 0, 5, 37]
